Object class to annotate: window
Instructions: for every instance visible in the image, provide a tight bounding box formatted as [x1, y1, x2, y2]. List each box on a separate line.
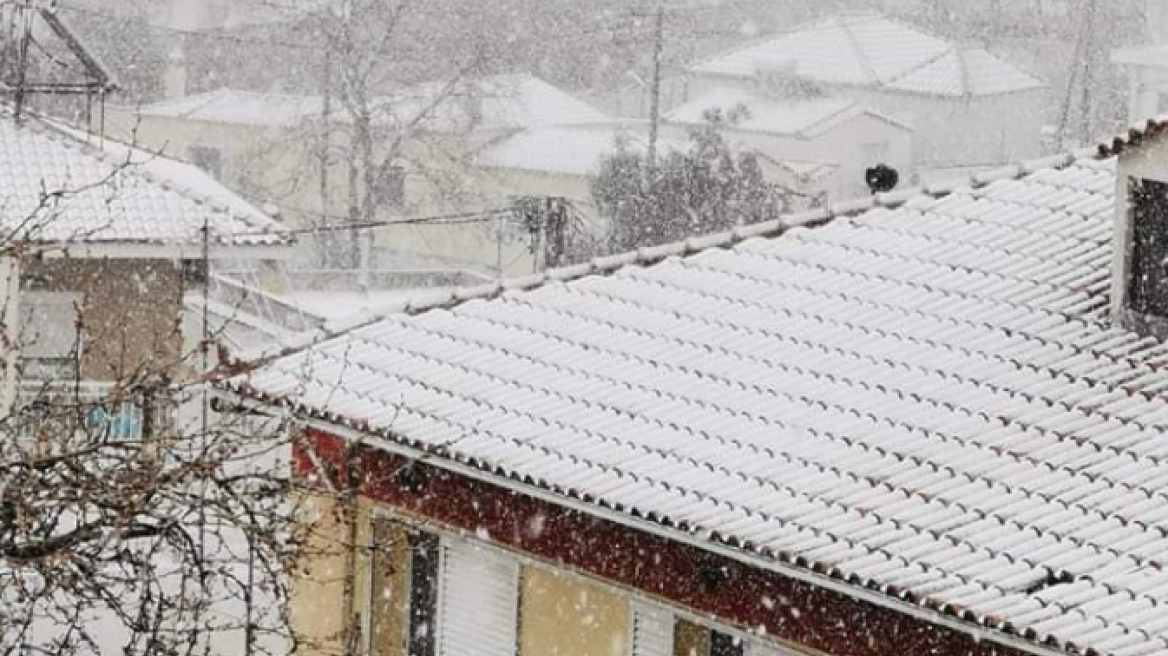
[407, 532, 440, 656]
[367, 522, 521, 656]
[437, 539, 519, 656]
[633, 604, 775, 656]
[88, 399, 145, 440]
[673, 619, 743, 656]
[20, 291, 82, 379]
[367, 520, 441, 656]
[370, 165, 407, 210]
[188, 145, 224, 179]
[1127, 177, 1168, 317]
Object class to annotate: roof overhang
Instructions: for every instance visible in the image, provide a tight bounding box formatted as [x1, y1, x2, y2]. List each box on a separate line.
[40, 242, 294, 260]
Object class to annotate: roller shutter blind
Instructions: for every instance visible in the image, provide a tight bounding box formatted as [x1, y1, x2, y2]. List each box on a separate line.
[746, 639, 792, 656]
[436, 538, 519, 656]
[631, 603, 673, 656]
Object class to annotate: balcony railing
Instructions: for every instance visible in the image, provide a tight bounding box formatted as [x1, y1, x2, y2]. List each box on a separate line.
[12, 381, 168, 443]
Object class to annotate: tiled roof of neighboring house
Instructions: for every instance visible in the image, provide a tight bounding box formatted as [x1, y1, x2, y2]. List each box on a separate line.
[691, 14, 1045, 97]
[474, 124, 687, 176]
[665, 89, 906, 138]
[130, 74, 609, 132]
[0, 109, 286, 250]
[224, 137, 1168, 656]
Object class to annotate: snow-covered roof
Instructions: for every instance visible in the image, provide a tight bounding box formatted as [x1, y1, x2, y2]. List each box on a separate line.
[665, 89, 908, 138]
[131, 89, 321, 128]
[690, 14, 1045, 98]
[225, 140, 1168, 656]
[474, 124, 687, 176]
[130, 74, 609, 132]
[0, 109, 287, 253]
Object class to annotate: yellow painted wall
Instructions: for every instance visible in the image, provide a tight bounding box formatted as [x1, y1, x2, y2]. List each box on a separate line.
[519, 567, 629, 656]
[286, 492, 350, 656]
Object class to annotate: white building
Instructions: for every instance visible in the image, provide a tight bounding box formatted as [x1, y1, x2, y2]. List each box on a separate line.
[683, 13, 1047, 169]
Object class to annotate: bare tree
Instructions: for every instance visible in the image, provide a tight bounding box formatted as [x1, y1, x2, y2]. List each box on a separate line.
[0, 139, 308, 656]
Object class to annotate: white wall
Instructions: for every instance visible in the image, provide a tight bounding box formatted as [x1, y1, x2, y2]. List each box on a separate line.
[685, 73, 1046, 169]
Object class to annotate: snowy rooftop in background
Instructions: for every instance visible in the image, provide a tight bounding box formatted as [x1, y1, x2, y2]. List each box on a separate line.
[0, 108, 287, 252]
[474, 124, 687, 176]
[129, 73, 609, 133]
[665, 89, 909, 137]
[691, 13, 1046, 97]
[226, 142, 1168, 656]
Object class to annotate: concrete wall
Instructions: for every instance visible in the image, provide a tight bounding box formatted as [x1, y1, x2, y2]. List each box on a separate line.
[23, 258, 185, 383]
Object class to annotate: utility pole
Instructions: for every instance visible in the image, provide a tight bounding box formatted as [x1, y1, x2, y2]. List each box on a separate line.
[646, 4, 664, 172]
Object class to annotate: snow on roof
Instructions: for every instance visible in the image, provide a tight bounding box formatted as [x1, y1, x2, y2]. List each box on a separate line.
[474, 124, 686, 176]
[225, 139, 1168, 656]
[665, 89, 905, 137]
[131, 74, 609, 132]
[0, 109, 287, 251]
[691, 14, 1045, 98]
[132, 89, 321, 128]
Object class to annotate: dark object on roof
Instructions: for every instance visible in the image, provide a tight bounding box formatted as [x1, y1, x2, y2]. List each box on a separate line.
[865, 164, 899, 194]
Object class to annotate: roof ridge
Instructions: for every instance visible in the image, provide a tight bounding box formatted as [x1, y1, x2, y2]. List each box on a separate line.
[834, 15, 883, 87]
[234, 147, 1093, 369]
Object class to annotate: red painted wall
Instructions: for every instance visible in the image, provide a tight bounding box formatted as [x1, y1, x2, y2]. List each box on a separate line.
[295, 429, 1030, 656]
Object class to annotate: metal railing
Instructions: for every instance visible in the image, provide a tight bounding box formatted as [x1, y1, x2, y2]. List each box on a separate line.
[12, 381, 167, 443]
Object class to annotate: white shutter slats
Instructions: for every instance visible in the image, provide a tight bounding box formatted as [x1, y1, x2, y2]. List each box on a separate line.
[631, 603, 673, 656]
[437, 539, 519, 656]
[747, 638, 794, 656]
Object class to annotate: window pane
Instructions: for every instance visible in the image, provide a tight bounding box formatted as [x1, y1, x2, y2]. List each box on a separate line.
[709, 632, 743, 656]
[408, 531, 440, 656]
[673, 620, 710, 656]
[1128, 177, 1168, 316]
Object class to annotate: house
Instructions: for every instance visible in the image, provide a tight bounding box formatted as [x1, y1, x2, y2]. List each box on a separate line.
[473, 123, 688, 217]
[218, 102, 1168, 656]
[684, 13, 1047, 169]
[475, 92, 913, 222]
[107, 73, 612, 279]
[664, 89, 914, 200]
[1, 106, 288, 436]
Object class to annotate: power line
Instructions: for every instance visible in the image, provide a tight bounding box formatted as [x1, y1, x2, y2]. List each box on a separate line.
[233, 206, 518, 238]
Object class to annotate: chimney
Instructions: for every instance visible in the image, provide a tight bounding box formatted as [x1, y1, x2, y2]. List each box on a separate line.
[164, 46, 188, 100]
[1110, 122, 1168, 338]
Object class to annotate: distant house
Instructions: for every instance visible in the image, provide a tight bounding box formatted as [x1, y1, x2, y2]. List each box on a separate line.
[108, 73, 612, 278]
[475, 92, 913, 216]
[1, 106, 288, 435]
[684, 13, 1047, 169]
[219, 102, 1168, 656]
[664, 89, 914, 200]
[473, 123, 688, 218]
